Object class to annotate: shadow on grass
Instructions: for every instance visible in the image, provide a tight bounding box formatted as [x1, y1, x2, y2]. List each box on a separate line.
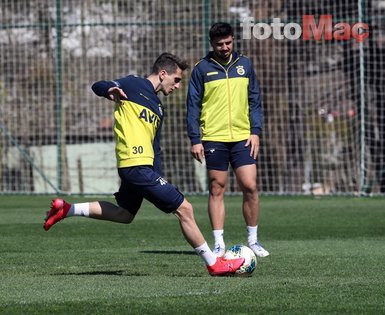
[54, 270, 152, 276]
[56, 270, 125, 276]
[140, 250, 196, 255]
[53, 269, 205, 277]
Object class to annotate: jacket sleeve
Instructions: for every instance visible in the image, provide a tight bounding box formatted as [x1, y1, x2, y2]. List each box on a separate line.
[91, 79, 122, 99]
[248, 61, 263, 135]
[186, 66, 204, 145]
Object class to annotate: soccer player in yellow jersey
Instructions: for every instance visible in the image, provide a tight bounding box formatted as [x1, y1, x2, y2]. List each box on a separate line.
[43, 53, 244, 276]
[187, 23, 269, 257]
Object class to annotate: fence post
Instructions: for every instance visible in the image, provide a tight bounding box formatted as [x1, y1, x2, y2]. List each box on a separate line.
[358, 0, 366, 195]
[204, 0, 210, 54]
[55, 0, 64, 193]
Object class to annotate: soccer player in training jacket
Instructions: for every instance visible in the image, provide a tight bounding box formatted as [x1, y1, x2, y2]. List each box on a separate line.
[43, 53, 244, 276]
[186, 23, 269, 258]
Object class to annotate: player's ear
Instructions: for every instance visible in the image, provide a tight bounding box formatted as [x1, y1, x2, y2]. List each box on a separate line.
[158, 69, 167, 81]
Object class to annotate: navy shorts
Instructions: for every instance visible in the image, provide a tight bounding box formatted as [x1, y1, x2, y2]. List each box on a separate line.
[203, 140, 256, 171]
[114, 166, 184, 215]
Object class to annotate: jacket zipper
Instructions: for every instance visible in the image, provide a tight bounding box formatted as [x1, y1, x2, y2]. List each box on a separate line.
[210, 57, 240, 140]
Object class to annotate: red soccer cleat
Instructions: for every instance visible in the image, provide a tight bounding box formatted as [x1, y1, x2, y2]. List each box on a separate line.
[207, 256, 245, 276]
[43, 199, 71, 231]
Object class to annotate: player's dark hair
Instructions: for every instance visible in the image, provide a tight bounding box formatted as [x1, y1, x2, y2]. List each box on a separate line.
[209, 22, 234, 41]
[151, 53, 188, 74]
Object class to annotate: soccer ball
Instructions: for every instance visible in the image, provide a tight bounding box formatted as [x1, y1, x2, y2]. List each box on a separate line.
[224, 245, 257, 276]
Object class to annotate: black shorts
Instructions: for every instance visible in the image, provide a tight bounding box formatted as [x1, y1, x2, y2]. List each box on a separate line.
[203, 140, 256, 171]
[114, 166, 184, 215]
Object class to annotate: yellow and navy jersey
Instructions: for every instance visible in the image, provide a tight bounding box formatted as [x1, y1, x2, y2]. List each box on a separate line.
[186, 51, 263, 144]
[92, 75, 163, 171]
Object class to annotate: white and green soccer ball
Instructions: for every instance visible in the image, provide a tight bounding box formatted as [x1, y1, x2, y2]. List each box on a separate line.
[224, 245, 257, 276]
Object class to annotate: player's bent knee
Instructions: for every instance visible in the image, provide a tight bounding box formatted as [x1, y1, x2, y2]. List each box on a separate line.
[121, 216, 134, 224]
[174, 200, 194, 222]
[118, 208, 135, 224]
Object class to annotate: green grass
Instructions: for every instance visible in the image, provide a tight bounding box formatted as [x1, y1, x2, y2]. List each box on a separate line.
[0, 195, 385, 314]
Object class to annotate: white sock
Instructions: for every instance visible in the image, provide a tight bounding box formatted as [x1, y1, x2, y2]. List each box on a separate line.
[247, 225, 258, 245]
[67, 203, 90, 217]
[213, 229, 225, 248]
[194, 242, 217, 266]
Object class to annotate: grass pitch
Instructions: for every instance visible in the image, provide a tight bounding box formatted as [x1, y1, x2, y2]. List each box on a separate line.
[0, 195, 385, 314]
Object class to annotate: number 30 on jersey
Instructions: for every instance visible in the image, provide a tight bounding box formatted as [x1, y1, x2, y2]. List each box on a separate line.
[132, 146, 144, 154]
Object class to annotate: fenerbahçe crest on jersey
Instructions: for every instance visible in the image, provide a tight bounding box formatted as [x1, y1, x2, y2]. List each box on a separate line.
[112, 76, 163, 169]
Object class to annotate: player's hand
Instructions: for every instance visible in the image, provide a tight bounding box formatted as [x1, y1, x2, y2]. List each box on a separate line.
[107, 87, 128, 102]
[191, 143, 204, 163]
[245, 134, 260, 159]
